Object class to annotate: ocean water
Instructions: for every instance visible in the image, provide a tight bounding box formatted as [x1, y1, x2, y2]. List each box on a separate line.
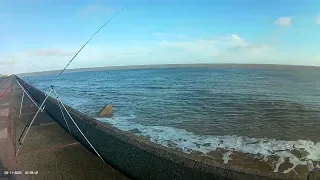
[24, 66, 320, 172]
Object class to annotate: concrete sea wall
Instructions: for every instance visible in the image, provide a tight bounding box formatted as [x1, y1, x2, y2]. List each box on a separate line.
[14, 75, 297, 180]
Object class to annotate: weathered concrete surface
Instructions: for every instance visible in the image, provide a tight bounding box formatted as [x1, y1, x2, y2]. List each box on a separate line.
[15, 75, 308, 180]
[0, 76, 129, 180]
[0, 77, 25, 180]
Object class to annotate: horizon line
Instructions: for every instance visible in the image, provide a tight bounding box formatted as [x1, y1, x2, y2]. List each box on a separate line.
[16, 63, 320, 77]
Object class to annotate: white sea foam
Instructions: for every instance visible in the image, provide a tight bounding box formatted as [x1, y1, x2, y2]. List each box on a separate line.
[222, 151, 233, 164]
[263, 155, 268, 162]
[96, 116, 320, 173]
[274, 156, 285, 173]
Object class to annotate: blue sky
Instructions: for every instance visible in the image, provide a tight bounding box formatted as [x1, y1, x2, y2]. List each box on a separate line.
[0, 0, 320, 74]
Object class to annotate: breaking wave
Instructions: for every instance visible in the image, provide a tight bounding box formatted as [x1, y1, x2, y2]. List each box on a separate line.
[96, 116, 320, 173]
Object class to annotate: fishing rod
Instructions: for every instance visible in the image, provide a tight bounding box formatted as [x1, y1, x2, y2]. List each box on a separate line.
[19, 64, 34, 78]
[27, 8, 124, 106]
[16, 9, 124, 159]
[51, 9, 124, 85]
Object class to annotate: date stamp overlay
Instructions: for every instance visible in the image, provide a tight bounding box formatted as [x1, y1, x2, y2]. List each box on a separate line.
[3, 170, 39, 175]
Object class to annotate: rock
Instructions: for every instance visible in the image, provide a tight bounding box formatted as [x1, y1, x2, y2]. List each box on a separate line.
[97, 104, 113, 117]
[290, 148, 310, 159]
[128, 128, 142, 134]
[307, 169, 320, 180]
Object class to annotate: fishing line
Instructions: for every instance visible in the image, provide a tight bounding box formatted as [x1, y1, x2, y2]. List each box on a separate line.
[19, 63, 34, 78]
[16, 8, 124, 160]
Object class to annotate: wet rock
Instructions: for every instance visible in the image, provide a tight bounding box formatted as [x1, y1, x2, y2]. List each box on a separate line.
[128, 128, 142, 134]
[294, 164, 309, 176]
[167, 142, 178, 148]
[246, 141, 259, 145]
[97, 104, 113, 117]
[290, 148, 310, 159]
[307, 169, 320, 180]
[277, 158, 294, 173]
[153, 129, 164, 133]
[190, 150, 203, 156]
[207, 148, 229, 163]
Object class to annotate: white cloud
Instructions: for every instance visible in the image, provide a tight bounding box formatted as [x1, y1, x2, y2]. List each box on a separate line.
[274, 17, 292, 27]
[158, 40, 221, 57]
[25, 48, 74, 57]
[316, 16, 320, 24]
[195, 34, 246, 47]
[0, 34, 271, 74]
[0, 56, 16, 66]
[0, 54, 17, 74]
[231, 34, 241, 41]
[2, 33, 319, 75]
[158, 34, 267, 59]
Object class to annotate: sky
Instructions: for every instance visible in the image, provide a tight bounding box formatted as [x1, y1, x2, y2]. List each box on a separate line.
[0, 0, 320, 74]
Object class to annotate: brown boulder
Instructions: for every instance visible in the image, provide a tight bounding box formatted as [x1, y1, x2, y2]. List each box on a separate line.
[307, 169, 320, 180]
[97, 104, 113, 117]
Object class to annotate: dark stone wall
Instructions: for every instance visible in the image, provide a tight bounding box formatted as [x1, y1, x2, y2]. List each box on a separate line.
[14, 75, 295, 180]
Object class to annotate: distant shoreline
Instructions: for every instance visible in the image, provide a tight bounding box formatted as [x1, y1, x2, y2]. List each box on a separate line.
[18, 63, 320, 77]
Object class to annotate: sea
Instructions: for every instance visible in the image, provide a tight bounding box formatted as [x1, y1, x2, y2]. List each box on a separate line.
[24, 65, 320, 175]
